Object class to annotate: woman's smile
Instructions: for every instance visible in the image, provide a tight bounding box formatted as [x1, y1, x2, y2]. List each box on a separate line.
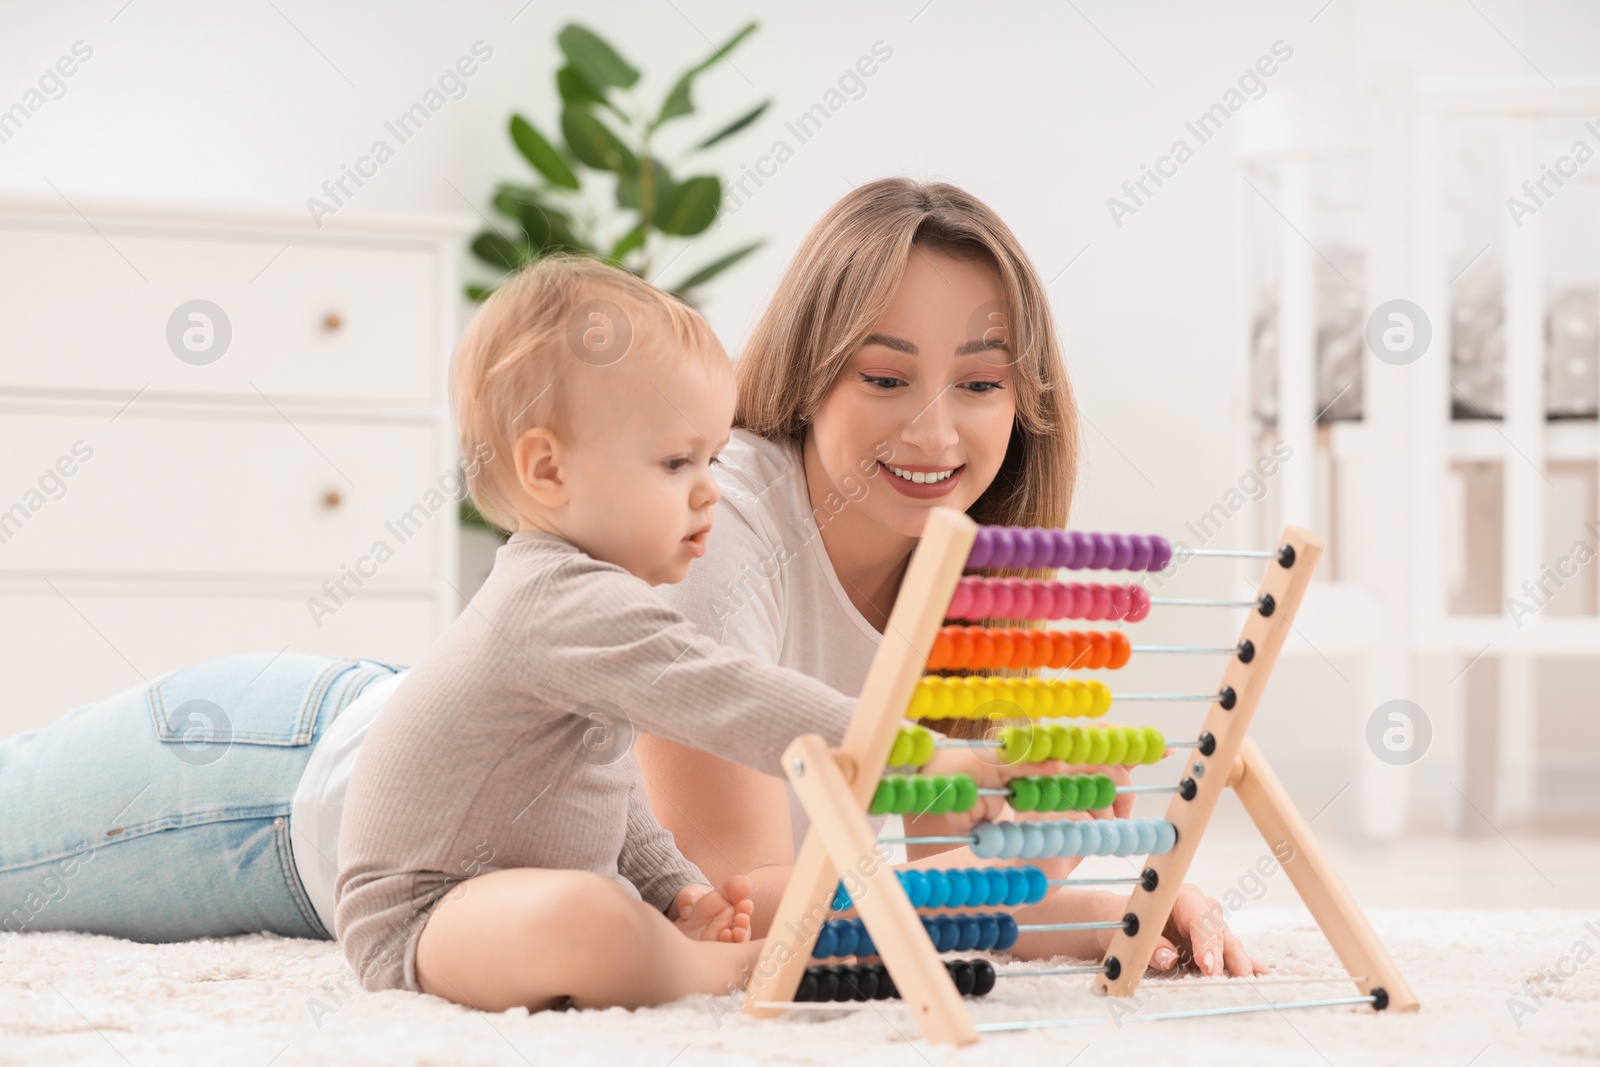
[880, 461, 966, 497]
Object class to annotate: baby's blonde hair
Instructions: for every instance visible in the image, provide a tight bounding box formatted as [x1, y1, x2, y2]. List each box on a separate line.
[451, 254, 726, 531]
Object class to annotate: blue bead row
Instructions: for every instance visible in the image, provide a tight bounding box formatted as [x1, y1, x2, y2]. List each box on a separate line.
[813, 913, 1021, 959]
[831, 865, 1050, 912]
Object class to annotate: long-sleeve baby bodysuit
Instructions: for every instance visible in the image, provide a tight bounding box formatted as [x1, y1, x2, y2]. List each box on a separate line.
[335, 529, 859, 992]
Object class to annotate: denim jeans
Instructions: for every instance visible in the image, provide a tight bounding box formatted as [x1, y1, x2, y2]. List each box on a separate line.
[0, 652, 396, 943]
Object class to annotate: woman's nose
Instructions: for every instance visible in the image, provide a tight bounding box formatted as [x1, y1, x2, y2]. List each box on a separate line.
[900, 384, 961, 454]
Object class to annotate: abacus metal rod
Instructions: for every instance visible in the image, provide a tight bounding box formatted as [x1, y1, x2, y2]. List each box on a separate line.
[1048, 875, 1143, 886]
[933, 737, 1206, 750]
[1174, 547, 1280, 558]
[991, 967, 1372, 985]
[976, 784, 1181, 797]
[753, 978, 1372, 1013]
[1149, 596, 1264, 607]
[972, 994, 1381, 1032]
[1020, 920, 1126, 933]
[994, 963, 1109, 978]
[877, 835, 975, 845]
[1127, 645, 1242, 653]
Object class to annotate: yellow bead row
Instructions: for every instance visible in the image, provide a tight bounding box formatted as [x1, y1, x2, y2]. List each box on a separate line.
[908, 675, 1112, 721]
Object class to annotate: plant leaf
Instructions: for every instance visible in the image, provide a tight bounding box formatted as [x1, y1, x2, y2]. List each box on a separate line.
[652, 21, 758, 129]
[608, 222, 649, 263]
[672, 240, 763, 292]
[490, 182, 542, 219]
[465, 283, 497, 302]
[557, 64, 628, 122]
[493, 186, 588, 254]
[695, 100, 771, 151]
[616, 156, 675, 213]
[557, 24, 639, 90]
[561, 106, 637, 172]
[556, 65, 607, 108]
[654, 175, 721, 236]
[509, 115, 579, 189]
[470, 231, 530, 271]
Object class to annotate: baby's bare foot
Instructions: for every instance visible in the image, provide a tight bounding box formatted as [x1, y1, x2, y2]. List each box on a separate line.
[674, 875, 755, 943]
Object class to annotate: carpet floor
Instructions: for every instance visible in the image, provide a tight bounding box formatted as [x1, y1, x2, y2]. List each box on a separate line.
[3, 907, 1597, 1066]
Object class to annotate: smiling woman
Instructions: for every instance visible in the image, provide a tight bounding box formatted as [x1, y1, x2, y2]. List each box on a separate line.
[641, 181, 1261, 973]
[638, 177, 1083, 932]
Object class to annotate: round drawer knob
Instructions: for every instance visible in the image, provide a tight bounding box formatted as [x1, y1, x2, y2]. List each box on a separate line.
[322, 311, 343, 332]
[322, 489, 343, 509]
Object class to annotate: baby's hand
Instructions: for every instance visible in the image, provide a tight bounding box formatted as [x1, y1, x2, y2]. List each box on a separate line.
[671, 876, 755, 943]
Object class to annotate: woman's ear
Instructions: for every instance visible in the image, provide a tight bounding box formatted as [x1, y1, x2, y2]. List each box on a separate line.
[513, 427, 568, 509]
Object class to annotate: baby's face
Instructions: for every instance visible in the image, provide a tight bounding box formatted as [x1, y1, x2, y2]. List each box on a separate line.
[560, 349, 734, 585]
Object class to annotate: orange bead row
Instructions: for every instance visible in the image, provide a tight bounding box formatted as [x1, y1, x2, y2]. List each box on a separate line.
[927, 626, 1132, 671]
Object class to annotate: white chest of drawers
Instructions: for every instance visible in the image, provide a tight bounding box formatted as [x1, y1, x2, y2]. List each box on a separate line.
[0, 198, 475, 737]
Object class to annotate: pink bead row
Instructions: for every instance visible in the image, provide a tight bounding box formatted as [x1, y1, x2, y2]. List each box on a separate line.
[945, 578, 1152, 622]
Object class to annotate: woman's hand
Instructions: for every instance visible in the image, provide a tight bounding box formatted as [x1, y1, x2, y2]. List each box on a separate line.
[1097, 882, 1269, 977]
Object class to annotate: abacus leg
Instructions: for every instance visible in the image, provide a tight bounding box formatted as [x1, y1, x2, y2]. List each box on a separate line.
[1229, 738, 1420, 1012]
[414, 868, 762, 1013]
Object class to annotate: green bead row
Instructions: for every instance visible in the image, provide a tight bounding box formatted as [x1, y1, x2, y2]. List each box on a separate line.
[1009, 773, 1117, 813]
[869, 774, 979, 815]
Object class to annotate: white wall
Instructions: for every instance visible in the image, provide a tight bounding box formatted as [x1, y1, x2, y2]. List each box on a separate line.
[4, 0, 1597, 828]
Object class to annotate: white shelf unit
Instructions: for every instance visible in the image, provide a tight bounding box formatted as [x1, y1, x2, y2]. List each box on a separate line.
[1236, 76, 1600, 836]
[0, 198, 475, 738]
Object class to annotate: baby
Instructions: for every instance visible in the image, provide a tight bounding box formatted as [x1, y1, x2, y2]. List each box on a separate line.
[334, 256, 865, 1012]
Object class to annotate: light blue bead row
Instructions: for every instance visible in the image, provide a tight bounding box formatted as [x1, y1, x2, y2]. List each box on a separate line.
[970, 818, 1177, 860]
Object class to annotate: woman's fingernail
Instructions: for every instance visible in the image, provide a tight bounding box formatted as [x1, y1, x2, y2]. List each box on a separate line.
[1203, 951, 1215, 974]
[1153, 948, 1177, 968]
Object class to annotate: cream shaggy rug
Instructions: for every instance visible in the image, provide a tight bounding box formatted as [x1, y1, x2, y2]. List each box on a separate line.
[2, 907, 1597, 1066]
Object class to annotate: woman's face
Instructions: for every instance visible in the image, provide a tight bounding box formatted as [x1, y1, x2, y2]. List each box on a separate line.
[806, 245, 1017, 541]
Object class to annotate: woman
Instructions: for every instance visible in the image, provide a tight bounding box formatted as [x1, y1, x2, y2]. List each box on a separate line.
[0, 177, 1255, 979]
[639, 178, 1259, 976]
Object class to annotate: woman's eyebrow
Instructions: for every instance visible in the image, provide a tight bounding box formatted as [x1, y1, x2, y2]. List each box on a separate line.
[862, 333, 1009, 357]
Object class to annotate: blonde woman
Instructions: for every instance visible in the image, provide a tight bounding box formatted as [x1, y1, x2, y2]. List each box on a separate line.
[639, 178, 1265, 979]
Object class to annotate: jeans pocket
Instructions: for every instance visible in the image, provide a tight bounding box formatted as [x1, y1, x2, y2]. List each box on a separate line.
[148, 652, 362, 760]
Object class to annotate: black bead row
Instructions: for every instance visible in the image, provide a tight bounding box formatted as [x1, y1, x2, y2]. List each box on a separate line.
[793, 959, 997, 1002]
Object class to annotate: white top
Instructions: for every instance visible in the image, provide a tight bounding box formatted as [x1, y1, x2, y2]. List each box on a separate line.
[290, 669, 407, 936]
[288, 429, 883, 930]
[653, 429, 885, 846]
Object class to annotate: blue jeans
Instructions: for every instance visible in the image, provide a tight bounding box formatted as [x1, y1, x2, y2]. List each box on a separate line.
[0, 652, 397, 943]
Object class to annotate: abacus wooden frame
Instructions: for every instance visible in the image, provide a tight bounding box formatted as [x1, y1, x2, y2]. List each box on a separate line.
[742, 508, 1418, 1045]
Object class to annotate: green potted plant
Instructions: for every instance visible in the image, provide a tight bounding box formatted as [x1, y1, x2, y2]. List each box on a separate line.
[466, 21, 769, 304]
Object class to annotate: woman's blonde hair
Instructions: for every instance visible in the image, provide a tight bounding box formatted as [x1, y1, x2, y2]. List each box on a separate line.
[734, 178, 1079, 530]
[737, 179, 1081, 742]
[452, 254, 725, 531]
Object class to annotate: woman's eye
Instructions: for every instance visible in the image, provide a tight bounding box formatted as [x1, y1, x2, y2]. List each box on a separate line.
[860, 373, 905, 390]
[964, 380, 1005, 394]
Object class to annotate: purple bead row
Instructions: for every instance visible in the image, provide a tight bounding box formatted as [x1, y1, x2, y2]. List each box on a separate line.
[966, 527, 1172, 572]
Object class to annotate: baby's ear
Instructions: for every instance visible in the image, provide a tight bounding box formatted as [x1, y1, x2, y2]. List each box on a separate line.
[513, 427, 567, 507]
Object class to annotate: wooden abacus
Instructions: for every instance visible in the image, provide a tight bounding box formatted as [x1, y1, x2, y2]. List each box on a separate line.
[742, 506, 1417, 1044]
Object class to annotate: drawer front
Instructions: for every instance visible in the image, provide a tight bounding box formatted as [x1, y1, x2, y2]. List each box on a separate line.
[0, 588, 441, 739]
[0, 226, 440, 403]
[0, 410, 451, 579]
